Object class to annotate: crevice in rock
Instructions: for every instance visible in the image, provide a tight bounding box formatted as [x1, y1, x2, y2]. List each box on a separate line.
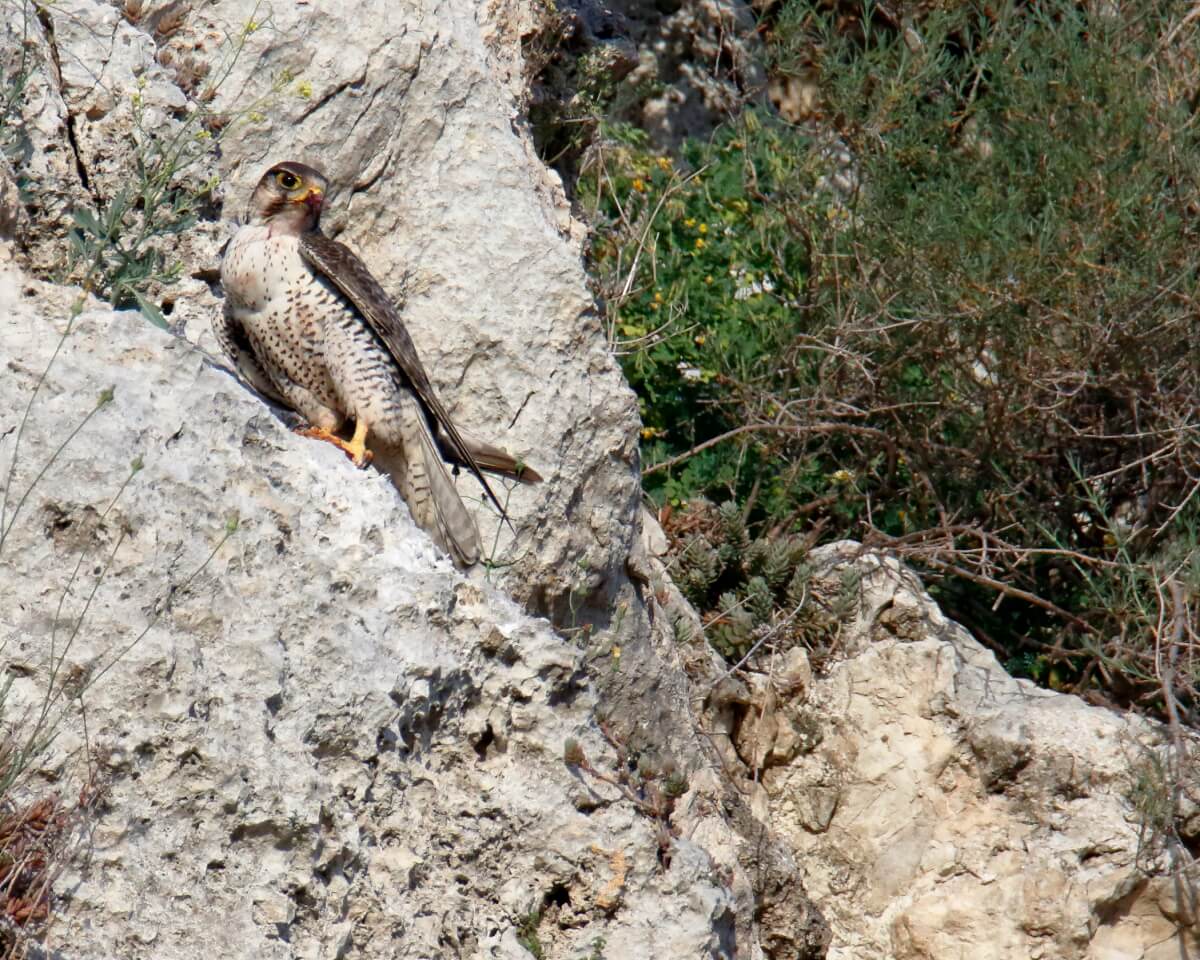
[299, 77, 359, 124]
[470, 722, 495, 760]
[543, 881, 571, 908]
[349, 151, 390, 200]
[34, 5, 96, 203]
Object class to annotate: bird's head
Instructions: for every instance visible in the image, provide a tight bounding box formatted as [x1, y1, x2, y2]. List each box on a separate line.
[247, 161, 328, 233]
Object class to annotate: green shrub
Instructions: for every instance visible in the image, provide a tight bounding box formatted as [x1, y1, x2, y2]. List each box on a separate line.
[583, 0, 1200, 717]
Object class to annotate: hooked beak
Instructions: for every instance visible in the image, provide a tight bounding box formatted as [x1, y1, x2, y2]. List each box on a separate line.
[299, 186, 324, 214]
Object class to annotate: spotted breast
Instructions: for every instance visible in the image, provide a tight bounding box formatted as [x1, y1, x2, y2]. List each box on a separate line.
[215, 160, 542, 567]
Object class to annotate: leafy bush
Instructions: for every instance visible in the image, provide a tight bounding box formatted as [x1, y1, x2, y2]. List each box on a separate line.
[583, 0, 1200, 719]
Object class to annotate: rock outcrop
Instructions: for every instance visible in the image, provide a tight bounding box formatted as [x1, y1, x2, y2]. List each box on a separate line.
[1, 1, 1196, 959]
[1, 276, 759, 958]
[1, 0, 826, 956]
[669, 543, 1199, 960]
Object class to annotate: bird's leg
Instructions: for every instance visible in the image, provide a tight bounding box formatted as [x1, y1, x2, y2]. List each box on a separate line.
[295, 418, 373, 468]
[344, 416, 372, 468]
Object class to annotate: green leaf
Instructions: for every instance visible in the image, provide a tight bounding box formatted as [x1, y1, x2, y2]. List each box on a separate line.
[132, 291, 170, 330]
[71, 207, 101, 237]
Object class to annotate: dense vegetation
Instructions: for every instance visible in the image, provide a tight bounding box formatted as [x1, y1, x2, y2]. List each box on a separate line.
[572, 0, 1200, 722]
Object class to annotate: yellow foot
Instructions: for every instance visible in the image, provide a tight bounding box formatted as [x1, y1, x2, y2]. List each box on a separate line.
[296, 420, 373, 468]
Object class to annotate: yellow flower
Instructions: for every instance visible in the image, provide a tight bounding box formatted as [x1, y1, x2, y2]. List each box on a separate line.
[611, 644, 622, 660]
[684, 217, 696, 228]
[653, 291, 663, 302]
[698, 223, 708, 234]
[830, 469, 854, 485]
[296, 79, 313, 99]
[245, 18, 259, 32]
[656, 156, 672, 172]
[694, 334, 706, 345]
[704, 275, 713, 284]
[694, 237, 706, 250]
[632, 178, 646, 193]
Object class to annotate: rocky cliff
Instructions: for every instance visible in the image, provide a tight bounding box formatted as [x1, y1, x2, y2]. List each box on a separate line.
[0, 0, 1195, 958]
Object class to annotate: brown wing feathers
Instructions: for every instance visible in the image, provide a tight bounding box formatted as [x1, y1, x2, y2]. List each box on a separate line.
[297, 233, 513, 524]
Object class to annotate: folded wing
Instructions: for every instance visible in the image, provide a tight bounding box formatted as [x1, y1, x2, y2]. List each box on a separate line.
[298, 232, 512, 522]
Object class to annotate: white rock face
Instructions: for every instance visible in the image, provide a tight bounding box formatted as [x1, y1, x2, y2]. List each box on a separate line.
[5, 0, 640, 616]
[192, 0, 644, 616]
[716, 546, 1200, 960]
[0, 280, 742, 959]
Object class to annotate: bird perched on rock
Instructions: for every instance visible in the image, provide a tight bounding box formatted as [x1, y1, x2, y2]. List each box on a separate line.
[216, 160, 540, 566]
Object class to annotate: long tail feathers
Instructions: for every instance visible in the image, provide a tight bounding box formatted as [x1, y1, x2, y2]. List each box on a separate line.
[373, 408, 482, 567]
[439, 428, 543, 484]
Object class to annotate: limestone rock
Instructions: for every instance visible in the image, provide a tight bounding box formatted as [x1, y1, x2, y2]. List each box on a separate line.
[4, 0, 641, 620]
[737, 548, 1200, 960]
[1, 274, 743, 959]
[0, 154, 25, 249]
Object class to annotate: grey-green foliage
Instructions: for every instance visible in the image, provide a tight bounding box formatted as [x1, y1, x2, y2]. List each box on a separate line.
[0, 1, 35, 170]
[61, 2, 286, 327]
[716, 500, 750, 567]
[677, 535, 720, 605]
[65, 92, 220, 328]
[516, 910, 544, 959]
[671, 501, 812, 660]
[713, 588, 756, 656]
[67, 160, 207, 329]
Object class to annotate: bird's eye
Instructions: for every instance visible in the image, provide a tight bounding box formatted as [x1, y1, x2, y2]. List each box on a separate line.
[276, 171, 300, 190]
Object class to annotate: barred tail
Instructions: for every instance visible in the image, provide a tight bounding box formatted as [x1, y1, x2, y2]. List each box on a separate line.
[374, 406, 482, 567]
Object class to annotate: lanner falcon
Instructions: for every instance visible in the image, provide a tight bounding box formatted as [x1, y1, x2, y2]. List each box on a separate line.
[216, 161, 540, 566]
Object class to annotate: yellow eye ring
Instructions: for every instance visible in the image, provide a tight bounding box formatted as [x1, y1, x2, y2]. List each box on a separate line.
[276, 171, 300, 190]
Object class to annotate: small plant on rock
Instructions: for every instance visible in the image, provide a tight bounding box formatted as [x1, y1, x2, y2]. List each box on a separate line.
[564, 728, 687, 866]
[61, 2, 291, 326]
